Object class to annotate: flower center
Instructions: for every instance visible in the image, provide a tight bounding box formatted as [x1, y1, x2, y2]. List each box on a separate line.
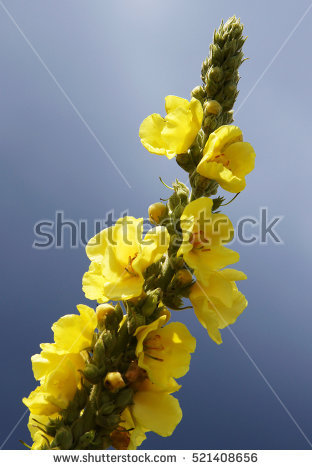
[144, 334, 164, 361]
[211, 153, 231, 170]
[190, 231, 211, 251]
[123, 253, 139, 277]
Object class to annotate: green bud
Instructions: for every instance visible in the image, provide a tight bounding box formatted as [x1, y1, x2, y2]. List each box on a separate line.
[93, 338, 106, 366]
[77, 430, 96, 449]
[98, 401, 116, 415]
[80, 403, 96, 434]
[45, 417, 61, 437]
[168, 192, 180, 212]
[102, 330, 116, 351]
[53, 426, 73, 450]
[100, 389, 112, 404]
[191, 85, 205, 102]
[141, 289, 161, 316]
[71, 418, 85, 442]
[173, 180, 189, 205]
[176, 152, 195, 172]
[62, 403, 80, 424]
[115, 387, 134, 409]
[173, 203, 184, 220]
[203, 100, 222, 116]
[114, 303, 124, 323]
[73, 388, 88, 410]
[104, 413, 120, 430]
[127, 313, 145, 334]
[83, 364, 101, 384]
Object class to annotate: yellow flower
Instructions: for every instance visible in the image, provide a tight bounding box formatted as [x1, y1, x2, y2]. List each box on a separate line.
[23, 350, 84, 414]
[177, 197, 239, 279]
[50, 304, 97, 354]
[27, 413, 59, 449]
[23, 387, 60, 416]
[119, 374, 183, 448]
[197, 125, 256, 193]
[135, 314, 196, 390]
[131, 389, 182, 438]
[139, 95, 203, 159]
[23, 305, 96, 417]
[83, 216, 169, 301]
[189, 269, 248, 344]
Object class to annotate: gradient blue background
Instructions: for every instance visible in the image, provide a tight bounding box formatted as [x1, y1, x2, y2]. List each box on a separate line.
[1, 0, 312, 450]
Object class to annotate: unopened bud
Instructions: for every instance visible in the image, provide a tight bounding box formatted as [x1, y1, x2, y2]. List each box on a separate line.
[141, 288, 161, 316]
[104, 372, 126, 392]
[148, 202, 167, 224]
[53, 426, 73, 450]
[208, 66, 223, 82]
[176, 269, 193, 286]
[99, 401, 115, 415]
[204, 100, 222, 115]
[115, 387, 134, 408]
[96, 303, 115, 324]
[83, 364, 101, 384]
[191, 85, 205, 102]
[93, 338, 106, 365]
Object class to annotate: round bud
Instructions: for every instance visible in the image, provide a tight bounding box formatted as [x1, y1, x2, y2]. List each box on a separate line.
[96, 303, 115, 323]
[191, 85, 205, 102]
[148, 202, 167, 224]
[204, 100, 222, 116]
[104, 372, 126, 392]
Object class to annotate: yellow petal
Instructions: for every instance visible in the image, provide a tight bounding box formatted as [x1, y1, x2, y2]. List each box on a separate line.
[134, 226, 170, 274]
[51, 305, 96, 353]
[224, 141, 256, 177]
[23, 387, 60, 416]
[132, 391, 182, 437]
[140, 96, 203, 159]
[82, 261, 108, 303]
[190, 281, 248, 344]
[197, 125, 255, 193]
[184, 245, 240, 274]
[165, 95, 189, 113]
[139, 114, 167, 155]
[202, 125, 243, 158]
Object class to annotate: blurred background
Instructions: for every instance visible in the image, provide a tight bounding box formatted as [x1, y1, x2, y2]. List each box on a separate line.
[1, 0, 311, 450]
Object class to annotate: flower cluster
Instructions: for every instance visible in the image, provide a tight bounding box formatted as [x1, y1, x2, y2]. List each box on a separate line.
[23, 16, 255, 450]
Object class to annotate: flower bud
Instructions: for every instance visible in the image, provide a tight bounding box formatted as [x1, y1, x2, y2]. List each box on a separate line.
[99, 401, 115, 415]
[115, 387, 134, 408]
[204, 100, 222, 115]
[148, 202, 167, 224]
[93, 338, 106, 365]
[175, 269, 193, 286]
[83, 364, 101, 384]
[104, 372, 126, 392]
[141, 288, 161, 316]
[191, 85, 205, 102]
[53, 426, 73, 450]
[208, 66, 223, 82]
[104, 414, 120, 430]
[96, 303, 115, 324]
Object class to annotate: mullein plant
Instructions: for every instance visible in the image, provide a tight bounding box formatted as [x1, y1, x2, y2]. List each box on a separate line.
[23, 16, 255, 450]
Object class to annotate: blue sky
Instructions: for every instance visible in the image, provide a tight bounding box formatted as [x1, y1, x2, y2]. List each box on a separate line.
[1, 0, 312, 449]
